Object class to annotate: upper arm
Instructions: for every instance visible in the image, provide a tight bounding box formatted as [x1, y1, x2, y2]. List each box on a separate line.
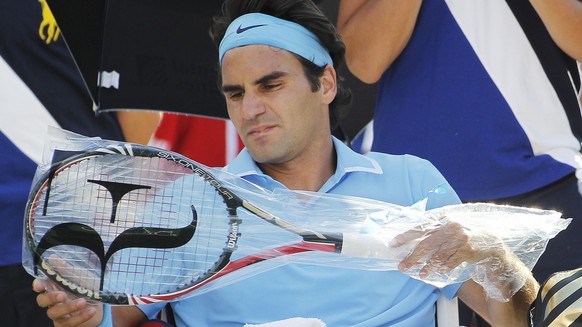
[529, 0, 582, 61]
[116, 111, 162, 145]
[337, 0, 422, 83]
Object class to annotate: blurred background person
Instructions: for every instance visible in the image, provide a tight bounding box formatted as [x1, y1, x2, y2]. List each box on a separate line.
[0, 1, 159, 326]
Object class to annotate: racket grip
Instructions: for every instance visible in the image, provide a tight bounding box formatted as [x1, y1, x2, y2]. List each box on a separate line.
[341, 233, 404, 260]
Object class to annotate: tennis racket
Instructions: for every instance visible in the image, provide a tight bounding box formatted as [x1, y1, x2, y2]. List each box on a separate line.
[24, 143, 399, 305]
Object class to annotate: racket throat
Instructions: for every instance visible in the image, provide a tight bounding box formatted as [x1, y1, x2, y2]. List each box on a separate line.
[301, 233, 343, 253]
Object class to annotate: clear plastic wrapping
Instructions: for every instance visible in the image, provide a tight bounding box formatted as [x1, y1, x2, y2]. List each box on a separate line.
[22, 129, 571, 303]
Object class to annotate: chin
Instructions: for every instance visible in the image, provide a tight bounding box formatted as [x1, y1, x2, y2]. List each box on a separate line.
[248, 149, 284, 165]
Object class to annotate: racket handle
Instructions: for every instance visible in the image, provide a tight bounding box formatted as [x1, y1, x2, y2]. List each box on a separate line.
[341, 233, 404, 260]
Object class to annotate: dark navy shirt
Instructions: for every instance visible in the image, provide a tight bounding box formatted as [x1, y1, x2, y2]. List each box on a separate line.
[371, 0, 582, 201]
[0, 0, 125, 266]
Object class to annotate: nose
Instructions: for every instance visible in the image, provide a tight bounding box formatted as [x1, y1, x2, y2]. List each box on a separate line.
[240, 93, 265, 120]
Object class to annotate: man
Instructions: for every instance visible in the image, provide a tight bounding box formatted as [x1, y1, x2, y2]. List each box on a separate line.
[336, 1, 582, 325]
[34, 0, 538, 326]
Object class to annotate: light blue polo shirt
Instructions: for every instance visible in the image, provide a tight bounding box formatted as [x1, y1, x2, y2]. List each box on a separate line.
[137, 137, 462, 326]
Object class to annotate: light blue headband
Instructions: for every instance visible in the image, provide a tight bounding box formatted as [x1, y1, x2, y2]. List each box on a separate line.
[218, 13, 333, 67]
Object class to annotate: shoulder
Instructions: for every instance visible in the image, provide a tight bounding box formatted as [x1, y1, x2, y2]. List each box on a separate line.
[364, 151, 441, 175]
[335, 151, 460, 207]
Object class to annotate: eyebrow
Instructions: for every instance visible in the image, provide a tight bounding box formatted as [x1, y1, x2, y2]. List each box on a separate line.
[222, 70, 289, 94]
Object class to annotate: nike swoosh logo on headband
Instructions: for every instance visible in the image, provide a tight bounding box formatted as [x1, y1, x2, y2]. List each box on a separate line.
[236, 24, 267, 34]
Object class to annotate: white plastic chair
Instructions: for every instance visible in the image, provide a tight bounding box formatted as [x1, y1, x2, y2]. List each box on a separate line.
[437, 294, 460, 327]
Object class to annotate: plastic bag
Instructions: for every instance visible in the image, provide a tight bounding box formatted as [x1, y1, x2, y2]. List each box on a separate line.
[22, 129, 571, 303]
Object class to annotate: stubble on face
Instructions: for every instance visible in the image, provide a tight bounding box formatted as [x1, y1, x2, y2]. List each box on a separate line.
[222, 45, 328, 167]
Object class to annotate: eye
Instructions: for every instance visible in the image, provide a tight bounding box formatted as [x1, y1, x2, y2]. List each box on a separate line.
[228, 91, 244, 101]
[260, 82, 282, 92]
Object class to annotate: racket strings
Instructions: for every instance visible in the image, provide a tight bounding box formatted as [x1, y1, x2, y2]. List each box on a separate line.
[30, 153, 235, 297]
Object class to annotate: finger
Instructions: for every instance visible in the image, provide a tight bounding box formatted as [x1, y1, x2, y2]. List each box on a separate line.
[389, 217, 445, 247]
[419, 247, 460, 278]
[36, 288, 68, 308]
[33, 276, 63, 294]
[43, 253, 101, 294]
[389, 228, 425, 247]
[418, 223, 472, 277]
[53, 308, 97, 327]
[48, 298, 97, 325]
[399, 222, 465, 272]
[398, 234, 436, 272]
[32, 278, 48, 293]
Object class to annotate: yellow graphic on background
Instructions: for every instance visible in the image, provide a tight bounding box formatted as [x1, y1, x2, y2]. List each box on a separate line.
[38, 0, 60, 44]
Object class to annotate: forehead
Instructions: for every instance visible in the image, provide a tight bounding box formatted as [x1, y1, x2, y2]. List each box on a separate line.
[221, 44, 302, 79]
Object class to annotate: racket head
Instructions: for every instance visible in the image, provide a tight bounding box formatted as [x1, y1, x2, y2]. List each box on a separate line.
[23, 143, 244, 305]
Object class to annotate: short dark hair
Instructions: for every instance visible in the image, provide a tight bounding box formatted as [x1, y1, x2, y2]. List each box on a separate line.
[210, 0, 352, 130]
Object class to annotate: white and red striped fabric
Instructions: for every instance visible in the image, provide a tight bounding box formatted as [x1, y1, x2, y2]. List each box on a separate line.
[151, 113, 244, 167]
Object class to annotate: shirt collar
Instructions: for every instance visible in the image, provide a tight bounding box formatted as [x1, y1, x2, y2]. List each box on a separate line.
[223, 137, 383, 192]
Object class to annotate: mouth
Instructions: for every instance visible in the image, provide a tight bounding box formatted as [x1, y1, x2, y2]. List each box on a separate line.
[247, 125, 276, 137]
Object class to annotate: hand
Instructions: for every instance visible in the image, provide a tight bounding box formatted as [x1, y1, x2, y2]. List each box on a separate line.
[392, 220, 501, 279]
[33, 278, 103, 327]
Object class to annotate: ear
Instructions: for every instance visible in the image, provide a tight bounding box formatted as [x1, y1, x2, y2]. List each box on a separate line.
[320, 65, 337, 105]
